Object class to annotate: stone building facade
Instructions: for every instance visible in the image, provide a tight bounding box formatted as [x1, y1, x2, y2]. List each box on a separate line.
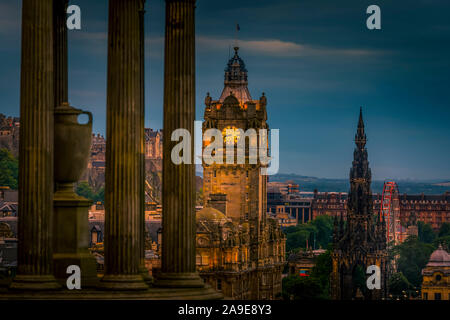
[421, 244, 450, 300]
[287, 249, 326, 277]
[144, 128, 163, 160]
[81, 129, 163, 195]
[313, 192, 450, 232]
[397, 193, 450, 231]
[0, 114, 20, 157]
[197, 47, 285, 299]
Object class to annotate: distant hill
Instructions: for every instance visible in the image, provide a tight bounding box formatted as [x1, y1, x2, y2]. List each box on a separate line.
[270, 173, 449, 195]
[433, 181, 450, 187]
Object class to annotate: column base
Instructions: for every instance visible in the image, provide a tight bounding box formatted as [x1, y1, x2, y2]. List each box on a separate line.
[139, 266, 153, 285]
[0, 285, 224, 300]
[154, 272, 205, 288]
[98, 274, 149, 291]
[9, 275, 62, 291]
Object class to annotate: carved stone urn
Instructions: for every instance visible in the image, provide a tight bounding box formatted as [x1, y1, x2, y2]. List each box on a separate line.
[53, 102, 98, 288]
[54, 102, 93, 198]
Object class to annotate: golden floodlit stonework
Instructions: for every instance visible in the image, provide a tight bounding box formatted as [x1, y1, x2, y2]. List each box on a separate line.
[421, 245, 450, 300]
[197, 47, 286, 299]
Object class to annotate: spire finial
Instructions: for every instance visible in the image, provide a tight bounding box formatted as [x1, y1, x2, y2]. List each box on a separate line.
[355, 107, 367, 149]
[358, 106, 364, 128]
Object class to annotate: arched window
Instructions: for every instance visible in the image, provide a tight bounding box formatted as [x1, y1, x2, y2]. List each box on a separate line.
[90, 225, 102, 246]
[0, 222, 12, 238]
[91, 230, 98, 244]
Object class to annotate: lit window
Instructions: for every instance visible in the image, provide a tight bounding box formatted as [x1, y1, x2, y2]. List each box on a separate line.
[91, 231, 98, 244]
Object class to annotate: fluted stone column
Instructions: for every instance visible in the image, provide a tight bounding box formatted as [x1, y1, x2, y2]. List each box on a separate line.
[99, 0, 148, 290]
[10, 0, 60, 290]
[138, 1, 152, 283]
[54, 0, 68, 108]
[155, 0, 204, 288]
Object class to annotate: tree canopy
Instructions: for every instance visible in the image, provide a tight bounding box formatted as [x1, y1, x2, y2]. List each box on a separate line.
[391, 236, 435, 288]
[417, 221, 436, 244]
[76, 181, 104, 203]
[438, 222, 450, 238]
[388, 272, 414, 297]
[284, 215, 334, 252]
[0, 148, 18, 190]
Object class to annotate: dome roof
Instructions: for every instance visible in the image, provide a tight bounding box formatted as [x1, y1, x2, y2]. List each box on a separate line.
[196, 207, 227, 221]
[426, 244, 450, 267]
[225, 47, 248, 74]
[219, 47, 252, 104]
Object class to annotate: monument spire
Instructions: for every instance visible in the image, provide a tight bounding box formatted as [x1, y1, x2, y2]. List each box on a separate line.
[355, 107, 367, 149]
[331, 108, 388, 300]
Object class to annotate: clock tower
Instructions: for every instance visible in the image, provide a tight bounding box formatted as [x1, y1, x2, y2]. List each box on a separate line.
[198, 47, 285, 299]
[202, 47, 269, 264]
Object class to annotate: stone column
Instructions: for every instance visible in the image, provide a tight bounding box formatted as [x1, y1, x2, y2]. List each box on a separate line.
[54, 0, 68, 108]
[99, 0, 147, 290]
[155, 0, 203, 288]
[138, 0, 152, 283]
[10, 0, 60, 290]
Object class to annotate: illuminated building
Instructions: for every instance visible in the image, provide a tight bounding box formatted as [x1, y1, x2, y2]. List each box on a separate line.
[198, 47, 285, 299]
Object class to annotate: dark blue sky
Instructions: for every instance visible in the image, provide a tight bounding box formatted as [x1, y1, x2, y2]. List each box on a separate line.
[1, 0, 449, 180]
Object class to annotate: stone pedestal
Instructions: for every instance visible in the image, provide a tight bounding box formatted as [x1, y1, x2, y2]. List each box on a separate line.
[53, 192, 99, 288]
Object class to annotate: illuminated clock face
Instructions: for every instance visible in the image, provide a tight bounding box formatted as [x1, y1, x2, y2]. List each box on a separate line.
[222, 126, 241, 144]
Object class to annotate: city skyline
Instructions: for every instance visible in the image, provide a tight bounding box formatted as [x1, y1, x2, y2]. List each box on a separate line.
[1, 0, 449, 180]
[0, 0, 449, 303]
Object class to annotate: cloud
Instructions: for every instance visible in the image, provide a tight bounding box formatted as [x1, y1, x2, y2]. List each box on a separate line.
[0, 2, 21, 36]
[197, 36, 386, 57]
[70, 32, 383, 59]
